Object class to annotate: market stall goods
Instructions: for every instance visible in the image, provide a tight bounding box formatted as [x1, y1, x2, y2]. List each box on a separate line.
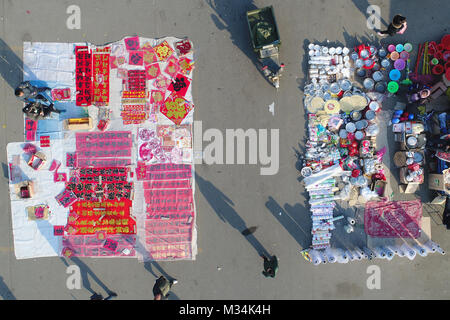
[7, 36, 197, 261]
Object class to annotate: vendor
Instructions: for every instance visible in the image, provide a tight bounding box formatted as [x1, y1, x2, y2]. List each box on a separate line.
[22, 101, 61, 121]
[15, 81, 52, 104]
[427, 135, 450, 152]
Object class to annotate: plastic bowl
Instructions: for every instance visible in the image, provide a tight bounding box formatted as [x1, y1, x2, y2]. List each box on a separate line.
[388, 44, 396, 52]
[396, 44, 404, 52]
[400, 51, 410, 60]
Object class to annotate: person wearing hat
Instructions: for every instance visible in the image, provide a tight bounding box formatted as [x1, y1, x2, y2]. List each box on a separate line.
[377, 15, 407, 37]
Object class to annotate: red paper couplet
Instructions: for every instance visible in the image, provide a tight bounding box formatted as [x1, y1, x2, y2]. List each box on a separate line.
[40, 136, 50, 148]
[75, 46, 92, 106]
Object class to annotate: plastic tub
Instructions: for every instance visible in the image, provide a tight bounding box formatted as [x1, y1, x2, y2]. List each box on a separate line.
[396, 44, 404, 52]
[404, 43, 413, 52]
[389, 69, 401, 81]
[400, 51, 409, 60]
[388, 44, 396, 52]
[394, 59, 406, 70]
[388, 81, 399, 93]
[390, 51, 400, 61]
[433, 64, 444, 75]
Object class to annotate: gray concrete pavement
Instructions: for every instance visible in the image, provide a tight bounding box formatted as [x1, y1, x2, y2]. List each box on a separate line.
[0, 0, 450, 300]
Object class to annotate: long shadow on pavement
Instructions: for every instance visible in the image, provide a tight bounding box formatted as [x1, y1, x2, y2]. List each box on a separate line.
[60, 257, 116, 297]
[0, 38, 36, 89]
[0, 276, 16, 300]
[265, 196, 311, 250]
[196, 173, 270, 257]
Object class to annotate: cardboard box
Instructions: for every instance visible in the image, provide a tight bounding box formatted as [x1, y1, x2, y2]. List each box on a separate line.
[429, 173, 450, 193]
[64, 117, 93, 130]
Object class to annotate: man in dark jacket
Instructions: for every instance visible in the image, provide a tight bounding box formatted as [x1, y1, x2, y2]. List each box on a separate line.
[262, 255, 278, 278]
[153, 275, 178, 300]
[15, 81, 52, 104]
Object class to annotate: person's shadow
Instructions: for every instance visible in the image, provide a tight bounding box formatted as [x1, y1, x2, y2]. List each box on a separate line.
[0, 276, 16, 300]
[0, 38, 37, 89]
[195, 173, 270, 257]
[60, 257, 117, 298]
[351, 0, 388, 28]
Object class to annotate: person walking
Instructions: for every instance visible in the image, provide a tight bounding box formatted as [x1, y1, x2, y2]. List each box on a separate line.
[153, 275, 178, 300]
[377, 15, 407, 37]
[15, 81, 52, 104]
[261, 254, 278, 278]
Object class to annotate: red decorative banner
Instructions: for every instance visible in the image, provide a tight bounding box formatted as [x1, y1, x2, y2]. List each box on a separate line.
[168, 73, 191, 97]
[128, 50, 144, 66]
[67, 199, 136, 235]
[76, 158, 131, 168]
[127, 70, 146, 91]
[141, 41, 158, 65]
[175, 38, 193, 56]
[62, 234, 136, 257]
[40, 136, 50, 148]
[92, 48, 110, 106]
[160, 94, 193, 125]
[153, 41, 174, 61]
[124, 36, 140, 51]
[145, 63, 161, 80]
[75, 46, 92, 106]
[143, 179, 191, 190]
[122, 90, 146, 99]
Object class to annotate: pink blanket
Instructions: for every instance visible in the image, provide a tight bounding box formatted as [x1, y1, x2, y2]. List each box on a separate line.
[364, 200, 422, 238]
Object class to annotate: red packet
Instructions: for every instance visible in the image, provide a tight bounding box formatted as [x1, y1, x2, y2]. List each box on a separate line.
[51, 88, 71, 101]
[54, 172, 67, 183]
[26, 130, 36, 142]
[25, 119, 38, 131]
[168, 74, 191, 97]
[145, 63, 161, 80]
[150, 90, 165, 105]
[110, 55, 118, 69]
[124, 36, 140, 51]
[129, 50, 144, 66]
[142, 45, 158, 65]
[153, 41, 174, 61]
[103, 238, 118, 252]
[175, 38, 193, 56]
[55, 189, 77, 208]
[49, 159, 61, 171]
[154, 74, 171, 91]
[164, 60, 180, 78]
[54, 225, 65, 236]
[179, 57, 194, 75]
[40, 136, 50, 148]
[66, 152, 77, 168]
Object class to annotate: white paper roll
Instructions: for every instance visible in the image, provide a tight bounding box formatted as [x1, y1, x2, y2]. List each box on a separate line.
[363, 247, 374, 260]
[335, 248, 349, 264]
[394, 245, 406, 257]
[382, 247, 395, 261]
[373, 247, 386, 259]
[309, 250, 324, 265]
[344, 250, 355, 261]
[352, 248, 363, 260]
[412, 244, 428, 257]
[324, 248, 337, 263]
[346, 217, 356, 225]
[401, 244, 416, 260]
[423, 241, 437, 253]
